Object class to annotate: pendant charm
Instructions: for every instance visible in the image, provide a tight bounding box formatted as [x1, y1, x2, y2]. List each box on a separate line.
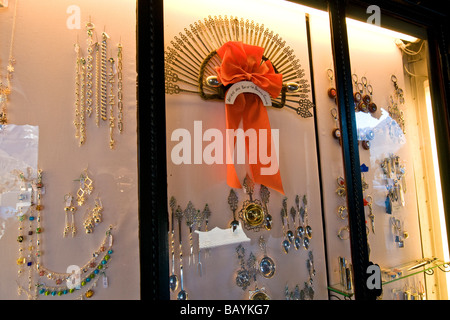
[327, 68, 337, 99]
[330, 108, 341, 143]
[258, 236, 276, 278]
[362, 94, 371, 105]
[238, 175, 270, 232]
[260, 185, 272, 231]
[361, 140, 370, 150]
[249, 285, 271, 300]
[235, 245, 257, 291]
[327, 87, 337, 99]
[228, 189, 239, 231]
[358, 100, 369, 112]
[332, 128, 341, 140]
[336, 176, 346, 197]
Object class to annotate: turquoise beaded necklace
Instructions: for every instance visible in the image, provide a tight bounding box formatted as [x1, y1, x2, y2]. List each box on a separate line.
[16, 170, 115, 300]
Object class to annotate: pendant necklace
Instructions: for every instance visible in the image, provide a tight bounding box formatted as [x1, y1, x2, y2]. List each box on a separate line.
[0, 0, 18, 125]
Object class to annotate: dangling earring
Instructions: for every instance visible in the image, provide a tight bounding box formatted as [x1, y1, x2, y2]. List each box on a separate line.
[63, 194, 77, 237]
[326, 68, 337, 100]
[92, 197, 103, 225]
[76, 168, 94, 206]
[84, 197, 103, 234]
[83, 208, 94, 234]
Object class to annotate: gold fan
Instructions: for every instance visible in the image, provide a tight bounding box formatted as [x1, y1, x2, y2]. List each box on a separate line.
[164, 15, 314, 118]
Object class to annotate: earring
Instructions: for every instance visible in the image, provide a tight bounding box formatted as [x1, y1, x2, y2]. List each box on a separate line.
[330, 107, 341, 143]
[63, 194, 77, 237]
[326, 69, 337, 99]
[76, 169, 94, 206]
[366, 84, 377, 113]
[352, 74, 362, 104]
[84, 197, 103, 234]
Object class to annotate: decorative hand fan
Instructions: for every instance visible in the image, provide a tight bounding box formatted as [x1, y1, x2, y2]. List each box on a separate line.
[164, 15, 314, 117]
[164, 15, 315, 194]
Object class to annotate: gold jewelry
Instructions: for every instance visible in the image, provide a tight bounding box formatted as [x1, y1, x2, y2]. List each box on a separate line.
[117, 42, 123, 133]
[366, 195, 375, 233]
[0, 0, 19, 125]
[73, 40, 81, 140]
[108, 56, 115, 149]
[76, 168, 94, 206]
[17, 207, 26, 276]
[95, 40, 100, 127]
[337, 205, 348, 220]
[84, 197, 103, 234]
[100, 31, 109, 121]
[79, 57, 87, 146]
[336, 176, 346, 197]
[15, 169, 35, 298]
[338, 225, 350, 240]
[63, 194, 77, 237]
[15, 168, 44, 300]
[85, 21, 95, 117]
[37, 225, 114, 299]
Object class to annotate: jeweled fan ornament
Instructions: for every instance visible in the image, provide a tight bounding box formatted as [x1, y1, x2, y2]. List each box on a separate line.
[165, 15, 314, 194]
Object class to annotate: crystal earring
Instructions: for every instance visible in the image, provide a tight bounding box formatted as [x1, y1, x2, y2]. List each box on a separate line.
[63, 194, 77, 237]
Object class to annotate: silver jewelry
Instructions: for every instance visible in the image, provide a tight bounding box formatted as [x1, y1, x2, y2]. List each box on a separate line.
[258, 236, 275, 278]
[235, 244, 251, 290]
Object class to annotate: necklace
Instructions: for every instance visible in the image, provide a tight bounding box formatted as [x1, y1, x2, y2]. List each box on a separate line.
[0, 0, 18, 125]
[15, 170, 115, 300]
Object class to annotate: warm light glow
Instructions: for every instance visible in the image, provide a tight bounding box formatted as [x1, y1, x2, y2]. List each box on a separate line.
[424, 80, 450, 298]
[346, 17, 418, 42]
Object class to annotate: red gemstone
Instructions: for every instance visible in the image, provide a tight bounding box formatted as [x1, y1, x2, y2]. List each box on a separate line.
[328, 88, 337, 98]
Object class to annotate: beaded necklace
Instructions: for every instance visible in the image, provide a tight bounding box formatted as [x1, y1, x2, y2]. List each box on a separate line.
[16, 169, 115, 300]
[0, 0, 18, 125]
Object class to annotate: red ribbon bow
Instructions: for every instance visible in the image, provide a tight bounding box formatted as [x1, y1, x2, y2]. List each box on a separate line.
[215, 41, 284, 194]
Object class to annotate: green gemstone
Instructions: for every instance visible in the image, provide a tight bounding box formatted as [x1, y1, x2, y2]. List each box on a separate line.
[104, 255, 110, 260]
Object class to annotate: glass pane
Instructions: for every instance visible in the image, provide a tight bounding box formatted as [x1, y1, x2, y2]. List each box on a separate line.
[0, 0, 139, 299]
[346, 14, 449, 300]
[163, 0, 342, 300]
[308, 11, 356, 299]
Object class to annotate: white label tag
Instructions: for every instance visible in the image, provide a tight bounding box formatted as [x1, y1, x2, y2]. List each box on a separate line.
[103, 274, 109, 288]
[195, 222, 250, 249]
[225, 81, 272, 106]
